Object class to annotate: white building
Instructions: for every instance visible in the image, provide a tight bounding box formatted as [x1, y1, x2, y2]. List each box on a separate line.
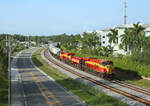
[97, 29, 110, 47]
[144, 27, 150, 37]
[115, 23, 150, 54]
[85, 30, 94, 34]
[91, 23, 150, 55]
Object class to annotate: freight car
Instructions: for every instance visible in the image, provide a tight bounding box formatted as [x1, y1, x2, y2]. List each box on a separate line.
[49, 43, 61, 58]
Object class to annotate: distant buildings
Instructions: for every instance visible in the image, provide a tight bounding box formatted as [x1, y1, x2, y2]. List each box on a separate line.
[86, 23, 150, 55]
[19, 41, 36, 47]
[85, 30, 94, 34]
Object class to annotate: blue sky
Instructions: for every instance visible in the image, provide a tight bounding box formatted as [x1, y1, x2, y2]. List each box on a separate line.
[0, 0, 150, 35]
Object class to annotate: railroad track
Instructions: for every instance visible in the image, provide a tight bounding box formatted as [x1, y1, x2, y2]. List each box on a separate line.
[44, 49, 150, 106]
[68, 60, 150, 96]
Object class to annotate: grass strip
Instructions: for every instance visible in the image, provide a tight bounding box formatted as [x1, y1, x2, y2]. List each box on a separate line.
[0, 87, 8, 106]
[32, 49, 128, 106]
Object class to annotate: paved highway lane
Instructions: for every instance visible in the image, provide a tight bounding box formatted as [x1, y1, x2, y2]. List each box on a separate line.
[11, 48, 85, 106]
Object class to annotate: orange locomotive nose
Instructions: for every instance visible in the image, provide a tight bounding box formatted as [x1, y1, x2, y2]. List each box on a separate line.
[105, 65, 115, 74]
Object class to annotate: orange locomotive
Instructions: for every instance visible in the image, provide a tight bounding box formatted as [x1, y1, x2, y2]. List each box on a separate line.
[83, 57, 115, 78]
[60, 51, 75, 64]
[60, 51, 75, 61]
[71, 56, 85, 69]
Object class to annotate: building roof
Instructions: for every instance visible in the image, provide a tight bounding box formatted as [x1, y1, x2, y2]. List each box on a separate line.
[84, 23, 150, 34]
[116, 23, 150, 29]
[116, 24, 133, 28]
[85, 30, 94, 34]
[144, 27, 150, 32]
[100, 28, 110, 31]
[141, 23, 150, 28]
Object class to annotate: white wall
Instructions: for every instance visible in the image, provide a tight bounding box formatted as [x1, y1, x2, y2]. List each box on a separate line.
[100, 30, 110, 47]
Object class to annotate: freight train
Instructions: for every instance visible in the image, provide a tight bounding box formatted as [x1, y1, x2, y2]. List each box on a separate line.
[49, 43, 115, 79]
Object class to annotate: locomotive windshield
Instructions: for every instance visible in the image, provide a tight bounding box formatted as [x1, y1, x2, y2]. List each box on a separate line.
[56, 43, 61, 48]
[100, 62, 113, 66]
[89, 57, 97, 59]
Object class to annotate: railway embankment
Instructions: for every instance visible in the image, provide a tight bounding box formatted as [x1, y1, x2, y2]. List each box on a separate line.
[32, 48, 129, 106]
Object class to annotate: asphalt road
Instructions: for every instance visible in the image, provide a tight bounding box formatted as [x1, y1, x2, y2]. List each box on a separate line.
[11, 48, 85, 106]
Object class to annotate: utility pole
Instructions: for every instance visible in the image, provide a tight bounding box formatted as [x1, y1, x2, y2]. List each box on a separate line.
[8, 35, 11, 106]
[6, 35, 8, 53]
[28, 36, 30, 48]
[124, 0, 127, 24]
[8, 36, 11, 73]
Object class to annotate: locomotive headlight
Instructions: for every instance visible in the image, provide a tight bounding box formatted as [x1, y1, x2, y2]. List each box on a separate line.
[105, 66, 109, 73]
[102, 69, 106, 73]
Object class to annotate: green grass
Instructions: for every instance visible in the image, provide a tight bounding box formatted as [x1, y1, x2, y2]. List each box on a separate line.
[12, 45, 27, 56]
[0, 87, 8, 106]
[32, 49, 128, 106]
[126, 79, 150, 90]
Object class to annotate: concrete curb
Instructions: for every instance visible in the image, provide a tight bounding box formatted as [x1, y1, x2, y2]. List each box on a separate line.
[142, 76, 150, 81]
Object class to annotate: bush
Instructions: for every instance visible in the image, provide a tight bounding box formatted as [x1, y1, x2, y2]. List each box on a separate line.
[108, 56, 150, 77]
[131, 48, 150, 65]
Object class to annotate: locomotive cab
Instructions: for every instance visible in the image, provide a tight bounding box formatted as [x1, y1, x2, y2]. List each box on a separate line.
[100, 61, 115, 76]
[100, 61, 113, 66]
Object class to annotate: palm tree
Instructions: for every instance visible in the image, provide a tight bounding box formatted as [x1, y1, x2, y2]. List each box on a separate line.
[130, 22, 146, 52]
[74, 34, 82, 49]
[130, 22, 145, 36]
[121, 22, 146, 54]
[99, 46, 113, 56]
[107, 28, 118, 45]
[120, 29, 133, 54]
[137, 31, 147, 49]
[82, 32, 100, 49]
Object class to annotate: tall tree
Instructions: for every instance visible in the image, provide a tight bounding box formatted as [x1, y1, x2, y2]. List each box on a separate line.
[120, 22, 146, 54]
[120, 29, 133, 53]
[130, 22, 146, 52]
[81, 32, 100, 49]
[130, 22, 145, 36]
[107, 28, 118, 45]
